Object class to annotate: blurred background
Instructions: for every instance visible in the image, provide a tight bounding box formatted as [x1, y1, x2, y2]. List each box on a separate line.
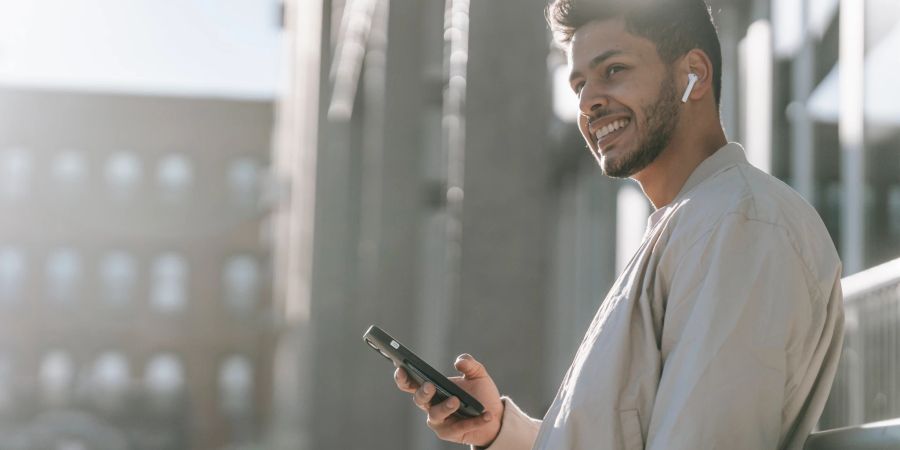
[0, 0, 898, 448]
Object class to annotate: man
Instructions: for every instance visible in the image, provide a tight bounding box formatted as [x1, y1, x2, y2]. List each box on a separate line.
[393, 0, 845, 448]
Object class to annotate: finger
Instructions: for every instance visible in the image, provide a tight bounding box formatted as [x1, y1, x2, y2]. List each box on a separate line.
[454, 354, 488, 380]
[426, 396, 459, 426]
[394, 367, 418, 393]
[436, 411, 496, 441]
[413, 382, 435, 410]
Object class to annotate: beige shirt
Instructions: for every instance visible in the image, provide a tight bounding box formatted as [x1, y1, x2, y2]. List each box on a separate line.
[485, 143, 844, 450]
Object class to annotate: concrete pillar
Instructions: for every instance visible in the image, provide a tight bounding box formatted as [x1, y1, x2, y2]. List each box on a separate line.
[790, 0, 816, 205]
[345, 0, 431, 447]
[454, 0, 554, 416]
[839, 0, 866, 274]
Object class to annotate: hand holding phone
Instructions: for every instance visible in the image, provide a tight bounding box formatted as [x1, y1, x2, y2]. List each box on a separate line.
[363, 325, 504, 447]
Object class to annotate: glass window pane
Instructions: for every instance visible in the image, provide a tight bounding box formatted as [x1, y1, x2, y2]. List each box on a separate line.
[46, 248, 83, 304]
[223, 255, 261, 313]
[218, 355, 253, 416]
[150, 253, 189, 313]
[228, 158, 260, 206]
[51, 149, 89, 190]
[100, 251, 138, 306]
[157, 153, 194, 201]
[0, 146, 32, 200]
[0, 247, 26, 305]
[145, 354, 185, 412]
[104, 151, 143, 197]
[40, 350, 74, 406]
[90, 352, 130, 411]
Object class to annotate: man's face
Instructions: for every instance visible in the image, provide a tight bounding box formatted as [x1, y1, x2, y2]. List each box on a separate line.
[568, 19, 681, 178]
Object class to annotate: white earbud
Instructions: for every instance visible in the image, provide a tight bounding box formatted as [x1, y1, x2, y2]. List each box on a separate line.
[681, 73, 699, 103]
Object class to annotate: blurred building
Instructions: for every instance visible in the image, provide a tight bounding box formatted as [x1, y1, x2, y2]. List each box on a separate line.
[0, 89, 275, 450]
[0, 1, 282, 449]
[278, 0, 900, 448]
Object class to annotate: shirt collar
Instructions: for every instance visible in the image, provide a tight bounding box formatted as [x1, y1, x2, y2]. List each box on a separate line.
[675, 141, 748, 201]
[646, 142, 747, 229]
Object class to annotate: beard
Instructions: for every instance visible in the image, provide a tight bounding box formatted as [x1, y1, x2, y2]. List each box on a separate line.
[601, 70, 681, 178]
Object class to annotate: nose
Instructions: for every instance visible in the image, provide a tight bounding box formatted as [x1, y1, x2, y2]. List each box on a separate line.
[578, 83, 607, 120]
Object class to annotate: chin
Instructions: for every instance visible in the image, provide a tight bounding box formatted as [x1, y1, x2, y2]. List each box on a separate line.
[600, 149, 645, 179]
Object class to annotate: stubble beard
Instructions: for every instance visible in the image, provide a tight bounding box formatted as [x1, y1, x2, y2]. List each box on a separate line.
[601, 71, 681, 179]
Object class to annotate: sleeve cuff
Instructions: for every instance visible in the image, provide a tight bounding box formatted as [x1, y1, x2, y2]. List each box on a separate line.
[472, 397, 542, 450]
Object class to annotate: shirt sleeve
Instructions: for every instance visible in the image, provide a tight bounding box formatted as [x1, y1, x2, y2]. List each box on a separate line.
[646, 213, 820, 450]
[474, 397, 542, 450]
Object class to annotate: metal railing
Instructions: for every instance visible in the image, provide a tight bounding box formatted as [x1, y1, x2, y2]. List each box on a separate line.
[805, 418, 900, 450]
[820, 257, 900, 429]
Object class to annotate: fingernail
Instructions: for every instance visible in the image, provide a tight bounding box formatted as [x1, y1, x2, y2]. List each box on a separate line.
[458, 353, 472, 361]
[423, 384, 433, 394]
[483, 412, 492, 422]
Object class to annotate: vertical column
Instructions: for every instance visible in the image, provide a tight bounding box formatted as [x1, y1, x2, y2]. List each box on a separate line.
[790, 0, 816, 204]
[456, 0, 553, 415]
[717, 3, 741, 139]
[348, 0, 425, 447]
[739, 19, 773, 173]
[269, 0, 326, 447]
[840, 0, 866, 275]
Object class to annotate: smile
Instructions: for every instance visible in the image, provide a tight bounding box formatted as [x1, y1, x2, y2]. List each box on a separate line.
[594, 118, 630, 145]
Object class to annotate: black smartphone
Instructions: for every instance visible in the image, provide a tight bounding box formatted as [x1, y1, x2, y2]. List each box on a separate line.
[363, 325, 485, 418]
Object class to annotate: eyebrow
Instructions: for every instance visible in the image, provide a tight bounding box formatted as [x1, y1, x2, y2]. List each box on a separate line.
[569, 49, 627, 84]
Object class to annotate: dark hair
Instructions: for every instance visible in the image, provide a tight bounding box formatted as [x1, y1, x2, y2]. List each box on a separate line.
[546, 0, 722, 106]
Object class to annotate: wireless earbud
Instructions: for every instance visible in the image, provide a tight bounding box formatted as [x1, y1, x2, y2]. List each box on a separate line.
[681, 73, 699, 103]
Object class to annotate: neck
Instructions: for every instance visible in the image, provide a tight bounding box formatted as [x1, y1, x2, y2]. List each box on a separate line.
[632, 123, 728, 209]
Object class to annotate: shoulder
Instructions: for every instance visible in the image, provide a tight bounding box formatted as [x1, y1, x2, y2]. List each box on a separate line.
[658, 162, 841, 293]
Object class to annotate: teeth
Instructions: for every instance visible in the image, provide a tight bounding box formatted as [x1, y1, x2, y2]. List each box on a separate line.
[594, 119, 630, 142]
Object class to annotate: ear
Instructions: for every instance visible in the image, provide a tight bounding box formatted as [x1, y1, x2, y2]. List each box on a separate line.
[678, 49, 714, 103]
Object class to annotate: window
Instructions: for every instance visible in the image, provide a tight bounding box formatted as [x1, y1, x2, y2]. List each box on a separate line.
[145, 354, 185, 412]
[104, 152, 143, 197]
[90, 352, 130, 411]
[40, 350, 74, 406]
[218, 355, 253, 416]
[100, 251, 138, 306]
[151, 253, 189, 313]
[46, 248, 83, 304]
[223, 255, 261, 313]
[51, 150, 89, 191]
[228, 158, 260, 206]
[0, 247, 26, 305]
[0, 146, 32, 200]
[157, 153, 194, 201]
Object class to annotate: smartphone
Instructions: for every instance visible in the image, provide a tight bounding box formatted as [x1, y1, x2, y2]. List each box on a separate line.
[363, 325, 485, 418]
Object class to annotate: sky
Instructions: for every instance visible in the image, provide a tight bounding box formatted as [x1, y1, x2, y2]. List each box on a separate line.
[0, 0, 284, 99]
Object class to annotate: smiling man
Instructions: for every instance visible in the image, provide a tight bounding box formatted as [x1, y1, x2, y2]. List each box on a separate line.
[392, 0, 845, 449]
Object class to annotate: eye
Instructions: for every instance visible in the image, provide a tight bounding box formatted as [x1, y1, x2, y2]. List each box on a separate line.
[606, 64, 626, 78]
[573, 82, 585, 96]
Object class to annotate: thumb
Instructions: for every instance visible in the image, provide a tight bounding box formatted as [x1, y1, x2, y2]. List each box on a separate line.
[454, 354, 488, 380]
